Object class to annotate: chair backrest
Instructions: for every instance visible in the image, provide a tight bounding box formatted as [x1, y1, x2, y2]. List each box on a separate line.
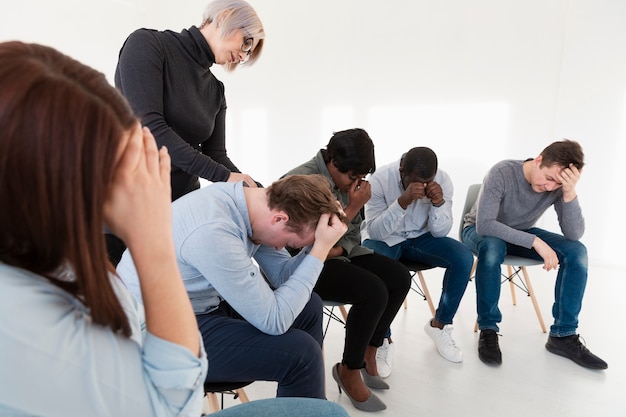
[459, 184, 481, 240]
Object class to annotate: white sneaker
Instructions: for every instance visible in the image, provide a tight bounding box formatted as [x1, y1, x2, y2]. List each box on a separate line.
[376, 338, 394, 378]
[424, 320, 463, 363]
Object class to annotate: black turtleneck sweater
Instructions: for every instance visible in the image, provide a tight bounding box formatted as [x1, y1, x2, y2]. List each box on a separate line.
[115, 26, 239, 200]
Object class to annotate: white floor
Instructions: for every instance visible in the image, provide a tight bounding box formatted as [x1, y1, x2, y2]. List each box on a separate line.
[209, 263, 625, 416]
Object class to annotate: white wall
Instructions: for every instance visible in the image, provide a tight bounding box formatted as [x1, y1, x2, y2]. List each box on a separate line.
[2, 0, 625, 268]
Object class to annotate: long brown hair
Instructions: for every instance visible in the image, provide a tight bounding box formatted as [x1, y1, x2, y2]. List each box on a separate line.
[0, 42, 137, 336]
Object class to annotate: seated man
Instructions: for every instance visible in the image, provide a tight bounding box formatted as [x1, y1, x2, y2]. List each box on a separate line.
[361, 147, 473, 364]
[461, 139, 607, 369]
[117, 174, 348, 398]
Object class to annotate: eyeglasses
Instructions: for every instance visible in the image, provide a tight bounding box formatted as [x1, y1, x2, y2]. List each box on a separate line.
[240, 37, 254, 64]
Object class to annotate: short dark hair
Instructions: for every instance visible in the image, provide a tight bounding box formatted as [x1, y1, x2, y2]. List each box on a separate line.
[401, 147, 438, 179]
[321, 128, 376, 175]
[540, 139, 585, 170]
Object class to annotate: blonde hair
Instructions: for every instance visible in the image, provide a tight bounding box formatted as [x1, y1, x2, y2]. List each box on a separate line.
[202, 0, 265, 71]
[267, 175, 348, 235]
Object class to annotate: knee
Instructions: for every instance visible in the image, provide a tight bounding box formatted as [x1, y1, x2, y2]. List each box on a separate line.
[458, 246, 476, 270]
[387, 265, 412, 294]
[308, 292, 324, 312]
[289, 332, 324, 368]
[561, 241, 588, 267]
[358, 278, 390, 309]
[477, 239, 506, 267]
[303, 292, 324, 325]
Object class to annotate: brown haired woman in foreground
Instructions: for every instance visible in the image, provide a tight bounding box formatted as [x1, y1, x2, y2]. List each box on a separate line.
[0, 41, 349, 417]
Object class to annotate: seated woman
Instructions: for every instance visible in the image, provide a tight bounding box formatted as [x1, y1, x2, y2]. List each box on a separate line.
[282, 128, 412, 412]
[0, 41, 348, 417]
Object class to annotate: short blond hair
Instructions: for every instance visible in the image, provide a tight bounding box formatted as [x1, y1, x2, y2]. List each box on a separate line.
[202, 0, 265, 71]
[267, 175, 348, 235]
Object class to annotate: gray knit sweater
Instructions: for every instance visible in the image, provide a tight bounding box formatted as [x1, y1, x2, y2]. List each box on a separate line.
[463, 159, 584, 248]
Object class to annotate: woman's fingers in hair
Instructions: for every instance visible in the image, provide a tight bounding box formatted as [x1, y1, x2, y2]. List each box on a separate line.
[140, 126, 171, 191]
[114, 122, 144, 180]
[104, 125, 172, 246]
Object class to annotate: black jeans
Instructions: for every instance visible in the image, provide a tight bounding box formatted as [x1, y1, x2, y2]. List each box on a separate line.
[314, 253, 411, 369]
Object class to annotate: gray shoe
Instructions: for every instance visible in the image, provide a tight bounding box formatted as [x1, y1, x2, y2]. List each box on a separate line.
[360, 368, 390, 390]
[332, 363, 387, 412]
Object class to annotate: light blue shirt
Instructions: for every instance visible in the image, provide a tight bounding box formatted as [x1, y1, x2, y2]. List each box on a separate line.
[0, 262, 207, 417]
[117, 182, 324, 336]
[362, 158, 455, 246]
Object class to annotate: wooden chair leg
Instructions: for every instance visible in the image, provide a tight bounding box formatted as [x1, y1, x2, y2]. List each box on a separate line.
[235, 388, 250, 403]
[338, 305, 349, 322]
[206, 388, 250, 413]
[520, 266, 547, 333]
[207, 393, 220, 413]
[507, 265, 517, 305]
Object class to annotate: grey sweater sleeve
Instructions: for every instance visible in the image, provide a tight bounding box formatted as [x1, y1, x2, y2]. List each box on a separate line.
[475, 160, 585, 248]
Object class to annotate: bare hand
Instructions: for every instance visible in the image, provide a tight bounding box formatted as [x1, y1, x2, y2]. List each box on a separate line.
[228, 172, 258, 188]
[348, 179, 371, 209]
[532, 237, 559, 271]
[558, 163, 581, 202]
[309, 213, 348, 261]
[425, 181, 444, 205]
[398, 182, 427, 209]
[103, 125, 172, 249]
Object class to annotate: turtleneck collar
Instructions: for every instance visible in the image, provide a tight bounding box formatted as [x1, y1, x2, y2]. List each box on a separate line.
[184, 25, 216, 70]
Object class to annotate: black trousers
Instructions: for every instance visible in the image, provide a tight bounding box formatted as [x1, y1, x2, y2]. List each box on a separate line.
[313, 253, 411, 369]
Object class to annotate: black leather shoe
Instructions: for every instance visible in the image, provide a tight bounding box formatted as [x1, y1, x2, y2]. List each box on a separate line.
[545, 334, 608, 370]
[478, 329, 502, 365]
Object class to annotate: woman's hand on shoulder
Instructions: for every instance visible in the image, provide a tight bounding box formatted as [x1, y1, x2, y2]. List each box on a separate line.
[228, 172, 258, 188]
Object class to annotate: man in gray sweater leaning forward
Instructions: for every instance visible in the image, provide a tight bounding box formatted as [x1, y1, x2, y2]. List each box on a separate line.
[461, 139, 607, 370]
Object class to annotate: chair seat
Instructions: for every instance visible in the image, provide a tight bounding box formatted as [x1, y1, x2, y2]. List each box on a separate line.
[502, 255, 543, 267]
[399, 259, 436, 272]
[204, 381, 252, 392]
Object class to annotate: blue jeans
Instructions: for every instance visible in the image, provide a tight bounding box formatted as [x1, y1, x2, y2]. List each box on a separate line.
[196, 293, 325, 399]
[462, 225, 588, 337]
[362, 233, 473, 324]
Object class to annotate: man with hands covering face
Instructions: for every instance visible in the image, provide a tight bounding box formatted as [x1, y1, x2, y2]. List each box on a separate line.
[362, 147, 474, 366]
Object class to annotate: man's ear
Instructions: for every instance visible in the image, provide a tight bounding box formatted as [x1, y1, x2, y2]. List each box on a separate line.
[535, 155, 543, 167]
[271, 212, 289, 225]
